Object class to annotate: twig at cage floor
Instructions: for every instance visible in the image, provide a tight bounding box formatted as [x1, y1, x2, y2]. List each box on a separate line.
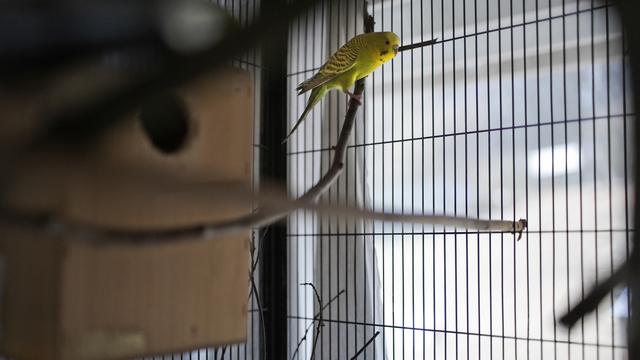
[350, 331, 380, 360]
[250, 273, 267, 360]
[250, 226, 269, 278]
[290, 289, 346, 360]
[301, 282, 322, 307]
[247, 215, 269, 359]
[309, 316, 323, 360]
[301, 282, 325, 360]
[290, 328, 312, 360]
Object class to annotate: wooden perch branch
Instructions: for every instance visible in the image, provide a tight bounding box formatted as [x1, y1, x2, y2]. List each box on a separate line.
[0, 178, 528, 243]
[299, 8, 373, 202]
[299, 76, 363, 203]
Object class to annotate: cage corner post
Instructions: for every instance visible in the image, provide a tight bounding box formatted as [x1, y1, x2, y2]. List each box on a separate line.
[615, 0, 640, 358]
[625, 1, 640, 359]
[259, 0, 289, 359]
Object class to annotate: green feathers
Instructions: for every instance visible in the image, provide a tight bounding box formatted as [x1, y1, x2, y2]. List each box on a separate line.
[284, 31, 400, 143]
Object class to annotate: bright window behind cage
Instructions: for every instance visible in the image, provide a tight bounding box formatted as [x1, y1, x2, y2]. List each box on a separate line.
[286, 0, 633, 359]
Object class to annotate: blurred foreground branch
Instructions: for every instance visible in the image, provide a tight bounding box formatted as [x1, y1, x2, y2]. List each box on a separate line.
[0, 1, 527, 245]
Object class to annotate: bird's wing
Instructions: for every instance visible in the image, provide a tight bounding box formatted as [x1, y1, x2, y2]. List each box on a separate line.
[296, 37, 361, 94]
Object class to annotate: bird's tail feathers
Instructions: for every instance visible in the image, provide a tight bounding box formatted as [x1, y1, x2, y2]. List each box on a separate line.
[282, 87, 326, 144]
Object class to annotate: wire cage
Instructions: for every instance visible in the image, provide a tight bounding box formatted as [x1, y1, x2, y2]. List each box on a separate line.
[286, 0, 632, 359]
[0, 0, 633, 359]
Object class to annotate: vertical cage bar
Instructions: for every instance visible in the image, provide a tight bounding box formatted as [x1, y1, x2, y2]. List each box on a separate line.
[259, 1, 289, 359]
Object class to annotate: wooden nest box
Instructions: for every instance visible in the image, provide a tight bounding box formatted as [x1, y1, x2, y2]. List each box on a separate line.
[0, 68, 254, 359]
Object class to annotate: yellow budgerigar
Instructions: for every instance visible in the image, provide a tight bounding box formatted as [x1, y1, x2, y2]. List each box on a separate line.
[284, 31, 401, 142]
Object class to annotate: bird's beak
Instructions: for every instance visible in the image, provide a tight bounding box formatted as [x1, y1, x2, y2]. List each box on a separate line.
[393, 45, 399, 54]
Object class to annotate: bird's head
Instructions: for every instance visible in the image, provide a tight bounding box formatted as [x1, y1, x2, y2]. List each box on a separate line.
[370, 32, 401, 63]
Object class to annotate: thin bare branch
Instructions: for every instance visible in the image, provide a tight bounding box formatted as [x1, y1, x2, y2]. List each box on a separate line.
[301, 282, 322, 307]
[251, 227, 269, 277]
[290, 289, 346, 360]
[350, 331, 380, 360]
[247, 227, 268, 303]
[290, 333, 310, 360]
[300, 282, 325, 360]
[250, 274, 266, 360]
[309, 319, 323, 360]
[319, 289, 346, 314]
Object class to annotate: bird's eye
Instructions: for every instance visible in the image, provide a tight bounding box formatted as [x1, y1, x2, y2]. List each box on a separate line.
[385, 40, 390, 45]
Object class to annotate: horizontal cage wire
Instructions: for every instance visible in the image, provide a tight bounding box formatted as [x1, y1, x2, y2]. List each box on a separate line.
[287, 0, 632, 360]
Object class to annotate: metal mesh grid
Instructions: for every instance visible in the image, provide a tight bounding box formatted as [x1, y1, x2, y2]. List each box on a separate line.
[287, 0, 632, 359]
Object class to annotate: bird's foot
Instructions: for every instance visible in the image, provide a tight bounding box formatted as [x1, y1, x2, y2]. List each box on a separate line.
[344, 91, 363, 105]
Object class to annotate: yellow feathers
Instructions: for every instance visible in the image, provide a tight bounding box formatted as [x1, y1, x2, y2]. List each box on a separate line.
[284, 31, 400, 143]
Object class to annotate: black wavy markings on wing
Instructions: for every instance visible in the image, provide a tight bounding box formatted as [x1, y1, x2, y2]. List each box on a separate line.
[322, 36, 361, 74]
[296, 35, 363, 93]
